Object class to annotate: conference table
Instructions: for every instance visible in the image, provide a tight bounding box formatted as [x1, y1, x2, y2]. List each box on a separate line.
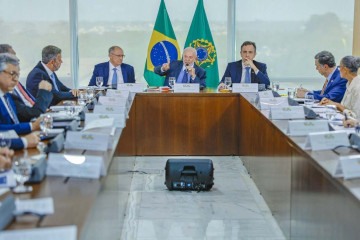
[5, 90, 360, 240]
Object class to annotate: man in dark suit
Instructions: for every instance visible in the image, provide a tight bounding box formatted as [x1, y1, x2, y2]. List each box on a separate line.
[296, 51, 346, 102]
[26, 45, 79, 106]
[0, 44, 53, 121]
[88, 46, 135, 88]
[0, 53, 41, 149]
[154, 47, 206, 89]
[219, 41, 270, 90]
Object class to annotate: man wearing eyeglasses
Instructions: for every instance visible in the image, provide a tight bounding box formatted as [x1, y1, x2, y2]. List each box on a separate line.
[88, 46, 135, 89]
[26, 45, 80, 106]
[0, 53, 41, 150]
[0, 44, 53, 121]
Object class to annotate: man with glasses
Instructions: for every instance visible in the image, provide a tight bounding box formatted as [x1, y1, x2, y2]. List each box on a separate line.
[296, 51, 347, 102]
[0, 53, 41, 149]
[88, 46, 135, 89]
[0, 44, 53, 121]
[26, 45, 79, 106]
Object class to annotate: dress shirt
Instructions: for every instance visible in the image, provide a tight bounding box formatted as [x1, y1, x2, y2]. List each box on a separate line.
[109, 63, 124, 84]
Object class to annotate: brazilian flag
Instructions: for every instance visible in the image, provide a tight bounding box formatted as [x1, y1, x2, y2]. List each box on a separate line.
[184, 0, 219, 89]
[144, 0, 180, 87]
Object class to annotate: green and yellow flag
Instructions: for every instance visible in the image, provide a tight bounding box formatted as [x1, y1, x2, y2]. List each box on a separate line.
[184, 0, 219, 89]
[143, 0, 180, 86]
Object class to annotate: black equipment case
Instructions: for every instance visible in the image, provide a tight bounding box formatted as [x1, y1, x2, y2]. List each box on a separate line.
[165, 159, 214, 191]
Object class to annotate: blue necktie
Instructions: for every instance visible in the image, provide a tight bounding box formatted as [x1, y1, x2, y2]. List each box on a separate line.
[4, 94, 19, 124]
[112, 68, 118, 89]
[50, 73, 59, 91]
[244, 67, 251, 83]
[182, 70, 188, 83]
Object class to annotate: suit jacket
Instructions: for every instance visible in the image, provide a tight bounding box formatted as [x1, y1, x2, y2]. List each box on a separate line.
[12, 89, 53, 122]
[88, 62, 135, 86]
[26, 61, 75, 106]
[9, 138, 24, 150]
[220, 60, 270, 88]
[154, 61, 207, 89]
[0, 94, 32, 135]
[310, 68, 347, 102]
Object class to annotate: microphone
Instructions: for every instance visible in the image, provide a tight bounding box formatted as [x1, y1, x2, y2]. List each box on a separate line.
[185, 64, 189, 73]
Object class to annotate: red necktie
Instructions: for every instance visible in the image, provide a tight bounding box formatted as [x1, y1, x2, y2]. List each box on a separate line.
[17, 83, 35, 106]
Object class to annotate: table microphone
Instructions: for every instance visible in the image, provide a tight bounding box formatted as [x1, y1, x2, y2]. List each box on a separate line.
[185, 64, 189, 73]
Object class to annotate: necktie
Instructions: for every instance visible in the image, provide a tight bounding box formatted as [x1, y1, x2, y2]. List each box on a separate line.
[320, 78, 329, 95]
[50, 73, 59, 91]
[4, 94, 20, 124]
[244, 67, 251, 83]
[17, 83, 35, 106]
[182, 70, 188, 83]
[112, 68, 118, 89]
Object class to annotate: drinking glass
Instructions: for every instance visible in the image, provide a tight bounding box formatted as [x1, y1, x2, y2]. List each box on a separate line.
[78, 91, 87, 106]
[96, 77, 103, 88]
[65, 105, 76, 117]
[325, 106, 337, 121]
[169, 77, 176, 89]
[86, 87, 95, 102]
[12, 157, 33, 193]
[304, 95, 315, 106]
[40, 115, 53, 136]
[224, 77, 232, 90]
[0, 133, 11, 148]
[272, 81, 280, 91]
[287, 88, 295, 99]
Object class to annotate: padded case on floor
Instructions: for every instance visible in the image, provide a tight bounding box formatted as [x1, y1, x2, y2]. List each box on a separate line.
[165, 159, 214, 191]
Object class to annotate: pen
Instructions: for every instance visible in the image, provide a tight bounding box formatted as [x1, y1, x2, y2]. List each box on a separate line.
[344, 113, 350, 127]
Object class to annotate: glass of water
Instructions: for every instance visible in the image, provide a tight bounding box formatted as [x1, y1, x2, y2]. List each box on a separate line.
[272, 81, 280, 91]
[287, 88, 295, 98]
[304, 95, 315, 106]
[40, 114, 53, 136]
[12, 157, 33, 193]
[169, 77, 176, 90]
[78, 91, 87, 106]
[325, 106, 337, 121]
[96, 77, 103, 88]
[224, 77, 232, 90]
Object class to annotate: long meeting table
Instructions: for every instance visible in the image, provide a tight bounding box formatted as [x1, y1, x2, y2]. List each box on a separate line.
[4, 91, 360, 240]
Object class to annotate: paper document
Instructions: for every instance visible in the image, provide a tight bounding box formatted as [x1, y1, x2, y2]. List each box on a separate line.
[14, 197, 54, 215]
[0, 225, 77, 240]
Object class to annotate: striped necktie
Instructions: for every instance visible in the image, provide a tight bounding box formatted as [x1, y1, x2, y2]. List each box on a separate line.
[4, 94, 20, 124]
[17, 83, 35, 106]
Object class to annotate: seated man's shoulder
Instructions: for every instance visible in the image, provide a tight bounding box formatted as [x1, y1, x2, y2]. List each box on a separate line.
[94, 62, 108, 68]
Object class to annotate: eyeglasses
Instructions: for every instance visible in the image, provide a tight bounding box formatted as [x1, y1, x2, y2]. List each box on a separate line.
[1, 70, 19, 79]
[111, 53, 125, 58]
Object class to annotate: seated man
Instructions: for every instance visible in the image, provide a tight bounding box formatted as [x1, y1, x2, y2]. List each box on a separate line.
[296, 51, 346, 102]
[0, 54, 41, 134]
[219, 41, 270, 89]
[26, 45, 79, 106]
[88, 46, 135, 88]
[0, 44, 53, 120]
[154, 47, 206, 89]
